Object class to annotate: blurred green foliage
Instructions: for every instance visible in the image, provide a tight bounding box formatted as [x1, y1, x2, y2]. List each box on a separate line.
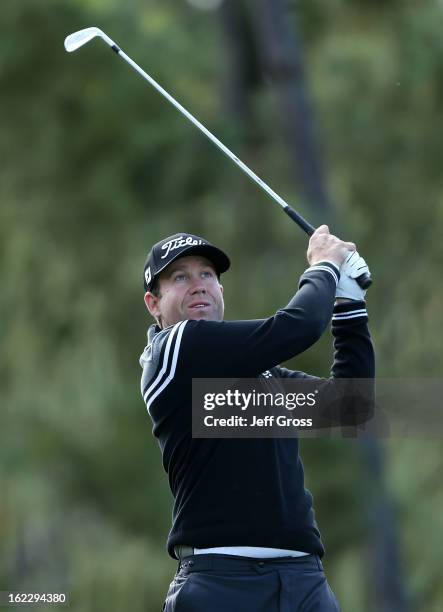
[1, 1, 443, 610]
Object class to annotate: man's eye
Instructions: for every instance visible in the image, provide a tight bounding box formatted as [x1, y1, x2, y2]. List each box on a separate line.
[174, 274, 186, 282]
[201, 271, 214, 279]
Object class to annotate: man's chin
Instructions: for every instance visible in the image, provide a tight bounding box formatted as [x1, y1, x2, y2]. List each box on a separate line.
[189, 310, 212, 320]
[186, 307, 220, 322]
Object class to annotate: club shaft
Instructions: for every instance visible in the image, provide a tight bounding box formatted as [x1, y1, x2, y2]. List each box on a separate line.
[112, 46, 314, 234]
[96, 36, 370, 288]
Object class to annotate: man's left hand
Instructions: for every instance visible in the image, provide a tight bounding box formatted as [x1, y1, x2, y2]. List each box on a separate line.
[336, 251, 370, 301]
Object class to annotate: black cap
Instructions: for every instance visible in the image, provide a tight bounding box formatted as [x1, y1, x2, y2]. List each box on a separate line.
[143, 233, 230, 291]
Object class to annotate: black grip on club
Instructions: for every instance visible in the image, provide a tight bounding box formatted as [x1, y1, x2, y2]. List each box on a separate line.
[283, 205, 372, 290]
[283, 204, 316, 235]
[355, 272, 372, 289]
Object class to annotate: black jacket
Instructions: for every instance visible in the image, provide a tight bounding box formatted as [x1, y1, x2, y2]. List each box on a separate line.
[140, 261, 375, 559]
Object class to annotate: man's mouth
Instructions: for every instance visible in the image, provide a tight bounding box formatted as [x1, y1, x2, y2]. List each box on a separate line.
[188, 301, 211, 309]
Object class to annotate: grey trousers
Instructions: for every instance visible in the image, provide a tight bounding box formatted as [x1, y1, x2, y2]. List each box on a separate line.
[163, 553, 341, 611]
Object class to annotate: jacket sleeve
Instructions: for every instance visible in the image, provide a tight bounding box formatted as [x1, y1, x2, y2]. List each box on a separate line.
[276, 300, 375, 380]
[178, 262, 340, 378]
[330, 300, 375, 378]
[275, 300, 375, 427]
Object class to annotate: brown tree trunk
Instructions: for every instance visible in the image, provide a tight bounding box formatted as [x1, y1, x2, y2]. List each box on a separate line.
[247, 0, 331, 220]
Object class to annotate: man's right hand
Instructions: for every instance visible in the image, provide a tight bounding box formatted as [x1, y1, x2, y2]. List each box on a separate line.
[307, 225, 356, 268]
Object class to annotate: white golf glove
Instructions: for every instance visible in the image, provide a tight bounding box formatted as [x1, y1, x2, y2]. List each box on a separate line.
[336, 250, 370, 301]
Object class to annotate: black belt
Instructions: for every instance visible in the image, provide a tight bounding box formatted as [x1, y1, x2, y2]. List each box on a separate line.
[175, 553, 322, 575]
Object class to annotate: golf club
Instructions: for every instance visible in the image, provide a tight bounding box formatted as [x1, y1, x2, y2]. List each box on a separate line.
[64, 27, 372, 289]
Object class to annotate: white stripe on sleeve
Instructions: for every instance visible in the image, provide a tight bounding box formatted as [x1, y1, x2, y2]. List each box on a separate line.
[304, 264, 339, 286]
[144, 320, 188, 412]
[332, 309, 367, 321]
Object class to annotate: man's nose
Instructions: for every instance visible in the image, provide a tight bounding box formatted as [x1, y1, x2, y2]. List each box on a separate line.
[190, 278, 206, 293]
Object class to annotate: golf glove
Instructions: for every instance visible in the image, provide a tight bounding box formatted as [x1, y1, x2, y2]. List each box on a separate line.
[336, 250, 370, 301]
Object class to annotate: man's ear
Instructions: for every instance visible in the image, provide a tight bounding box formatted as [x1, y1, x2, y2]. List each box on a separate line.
[144, 291, 161, 318]
[219, 284, 224, 294]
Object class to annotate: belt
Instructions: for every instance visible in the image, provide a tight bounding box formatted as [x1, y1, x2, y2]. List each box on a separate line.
[176, 553, 322, 575]
[174, 545, 310, 560]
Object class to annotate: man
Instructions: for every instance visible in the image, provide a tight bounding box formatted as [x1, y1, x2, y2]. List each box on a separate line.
[140, 228, 374, 611]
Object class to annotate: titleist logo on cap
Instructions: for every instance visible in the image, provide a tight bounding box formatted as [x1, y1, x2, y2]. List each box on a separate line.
[161, 236, 206, 259]
[143, 232, 230, 291]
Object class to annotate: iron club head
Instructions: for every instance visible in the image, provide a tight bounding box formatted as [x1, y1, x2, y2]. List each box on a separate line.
[64, 27, 115, 52]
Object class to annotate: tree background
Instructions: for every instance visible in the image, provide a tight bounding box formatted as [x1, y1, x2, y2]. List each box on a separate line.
[1, 1, 443, 610]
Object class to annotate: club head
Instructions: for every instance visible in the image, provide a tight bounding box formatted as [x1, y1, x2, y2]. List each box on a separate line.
[64, 27, 104, 52]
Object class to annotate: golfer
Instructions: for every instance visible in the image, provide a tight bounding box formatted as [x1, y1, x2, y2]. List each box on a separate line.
[140, 227, 374, 611]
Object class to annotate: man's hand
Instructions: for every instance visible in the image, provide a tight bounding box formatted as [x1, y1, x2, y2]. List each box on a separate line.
[336, 250, 370, 301]
[307, 225, 356, 268]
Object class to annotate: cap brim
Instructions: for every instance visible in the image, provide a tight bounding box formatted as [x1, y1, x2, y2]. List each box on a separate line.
[148, 244, 230, 290]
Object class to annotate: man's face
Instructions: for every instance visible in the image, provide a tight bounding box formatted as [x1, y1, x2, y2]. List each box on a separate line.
[144, 255, 224, 328]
